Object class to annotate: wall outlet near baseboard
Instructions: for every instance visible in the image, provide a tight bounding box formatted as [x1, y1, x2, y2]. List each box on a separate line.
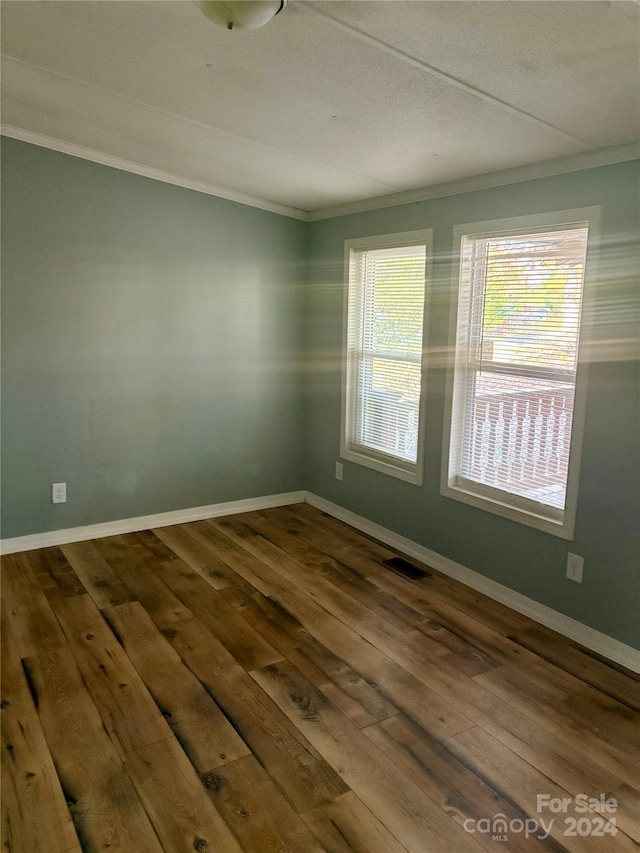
[566, 552, 584, 583]
[335, 462, 343, 481]
[52, 482, 67, 504]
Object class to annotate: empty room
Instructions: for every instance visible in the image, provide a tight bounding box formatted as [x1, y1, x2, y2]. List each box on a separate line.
[1, 1, 639, 851]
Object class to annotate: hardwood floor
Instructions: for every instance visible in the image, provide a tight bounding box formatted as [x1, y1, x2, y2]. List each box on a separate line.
[2, 503, 639, 852]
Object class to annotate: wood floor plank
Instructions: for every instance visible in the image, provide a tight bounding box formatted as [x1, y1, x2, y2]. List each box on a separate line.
[272, 587, 475, 741]
[50, 594, 172, 754]
[152, 524, 240, 590]
[356, 616, 453, 665]
[1, 609, 80, 853]
[263, 505, 389, 578]
[446, 726, 635, 853]
[286, 504, 395, 565]
[314, 559, 431, 633]
[123, 736, 245, 853]
[301, 790, 410, 853]
[363, 713, 560, 853]
[166, 617, 349, 813]
[5, 506, 638, 853]
[203, 754, 327, 853]
[449, 670, 640, 842]
[237, 510, 408, 623]
[423, 575, 533, 636]
[21, 647, 164, 853]
[252, 660, 483, 853]
[279, 508, 532, 639]
[161, 617, 240, 679]
[1, 553, 67, 658]
[92, 534, 193, 627]
[103, 601, 250, 773]
[373, 561, 532, 639]
[132, 528, 182, 562]
[210, 516, 377, 625]
[474, 665, 640, 789]
[292, 587, 640, 834]
[478, 665, 639, 752]
[236, 509, 339, 567]
[25, 547, 86, 603]
[225, 585, 398, 727]
[371, 571, 589, 696]
[248, 512, 499, 676]
[562, 687, 640, 753]
[188, 519, 288, 596]
[356, 614, 504, 687]
[297, 505, 508, 632]
[61, 541, 135, 609]
[267, 539, 500, 678]
[151, 556, 283, 670]
[235, 507, 419, 632]
[352, 605, 640, 789]
[246, 510, 411, 625]
[414, 620, 517, 681]
[510, 626, 640, 710]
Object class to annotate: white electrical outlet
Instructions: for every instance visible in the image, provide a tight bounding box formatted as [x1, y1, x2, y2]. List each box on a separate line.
[335, 462, 343, 481]
[566, 552, 584, 583]
[52, 482, 67, 504]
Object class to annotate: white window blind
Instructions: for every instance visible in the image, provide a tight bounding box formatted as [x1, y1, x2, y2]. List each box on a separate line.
[445, 220, 591, 533]
[343, 234, 429, 483]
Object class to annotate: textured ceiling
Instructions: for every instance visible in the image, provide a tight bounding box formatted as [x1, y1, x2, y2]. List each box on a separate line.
[1, 1, 639, 214]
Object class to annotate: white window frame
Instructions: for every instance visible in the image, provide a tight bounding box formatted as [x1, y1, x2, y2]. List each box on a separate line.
[441, 207, 601, 539]
[341, 229, 433, 485]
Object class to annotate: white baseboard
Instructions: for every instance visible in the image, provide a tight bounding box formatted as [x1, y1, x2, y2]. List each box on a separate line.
[0, 491, 306, 555]
[2, 487, 637, 672]
[304, 492, 640, 674]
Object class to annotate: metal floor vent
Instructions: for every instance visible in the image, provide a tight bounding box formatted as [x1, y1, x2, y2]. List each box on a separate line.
[382, 556, 430, 580]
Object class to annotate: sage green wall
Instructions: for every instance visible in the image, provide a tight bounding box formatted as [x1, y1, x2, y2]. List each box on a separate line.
[1, 138, 306, 538]
[305, 161, 640, 648]
[3, 138, 638, 647]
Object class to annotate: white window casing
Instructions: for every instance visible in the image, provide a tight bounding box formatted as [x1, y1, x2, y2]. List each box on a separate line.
[341, 230, 433, 485]
[441, 207, 601, 539]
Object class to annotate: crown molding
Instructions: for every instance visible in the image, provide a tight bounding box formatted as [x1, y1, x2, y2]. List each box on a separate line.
[4, 126, 638, 224]
[1, 125, 309, 221]
[307, 143, 640, 221]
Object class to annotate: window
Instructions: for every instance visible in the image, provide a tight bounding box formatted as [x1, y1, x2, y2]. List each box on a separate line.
[341, 230, 432, 484]
[442, 209, 600, 538]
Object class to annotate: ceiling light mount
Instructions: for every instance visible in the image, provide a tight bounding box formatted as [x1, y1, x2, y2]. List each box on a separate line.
[199, 0, 287, 31]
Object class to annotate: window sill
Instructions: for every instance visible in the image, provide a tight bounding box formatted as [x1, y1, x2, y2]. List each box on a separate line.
[341, 446, 423, 486]
[440, 481, 575, 539]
